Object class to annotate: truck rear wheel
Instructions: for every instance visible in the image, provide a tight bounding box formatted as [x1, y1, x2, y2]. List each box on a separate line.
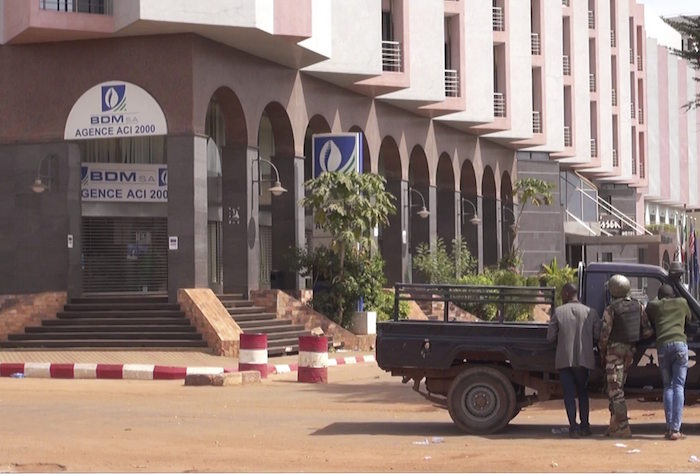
[447, 366, 516, 434]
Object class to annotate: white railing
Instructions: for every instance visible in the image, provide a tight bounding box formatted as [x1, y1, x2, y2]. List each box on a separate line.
[563, 55, 571, 75]
[590, 138, 598, 157]
[638, 108, 644, 124]
[562, 0, 569, 5]
[589, 73, 596, 92]
[612, 149, 618, 166]
[492, 7, 504, 31]
[630, 48, 635, 64]
[39, 0, 112, 14]
[381, 40, 402, 72]
[588, 10, 595, 29]
[532, 111, 542, 134]
[494, 92, 506, 117]
[531, 33, 541, 55]
[637, 55, 642, 70]
[445, 69, 459, 97]
[612, 89, 617, 106]
[631, 102, 636, 119]
[610, 30, 616, 47]
[564, 126, 572, 147]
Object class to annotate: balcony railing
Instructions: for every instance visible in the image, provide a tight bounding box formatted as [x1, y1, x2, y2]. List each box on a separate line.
[532, 111, 542, 134]
[631, 102, 636, 119]
[590, 138, 598, 157]
[611, 30, 616, 47]
[630, 48, 635, 64]
[39, 0, 112, 14]
[612, 89, 617, 106]
[612, 149, 618, 167]
[589, 73, 596, 92]
[563, 55, 571, 75]
[562, 0, 570, 6]
[564, 126, 572, 147]
[445, 69, 459, 97]
[640, 154, 645, 178]
[531, 33, 541, 55]
[588, 10, 595, 29]
[637, 55, 642, 70]
[494, 92, 506, 117]
[492, 7, 504, 31]
[638, 108, 644, 124]
[382, 40, 402, 72]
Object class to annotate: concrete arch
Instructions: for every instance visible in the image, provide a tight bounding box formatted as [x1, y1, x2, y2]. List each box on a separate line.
[378, 135, 403, 285]
[500, 171, 515, 259]
[409, 145, 430, 282]
[460, 160, 479, 259]
[437, 152, 456, 253]
[482, 166, 498, 268]
[349, 125, 371, 174]
[303, 114, 332, 183]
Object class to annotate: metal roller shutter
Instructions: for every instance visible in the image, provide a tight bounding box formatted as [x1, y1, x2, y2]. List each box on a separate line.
[81, 217, 168, 294]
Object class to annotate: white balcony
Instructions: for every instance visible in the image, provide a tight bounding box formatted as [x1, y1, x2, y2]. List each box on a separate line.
[590, 138, 598, 157]
[630, 49, 635, 64]
[532, 111, 542, 134]
[40, 0, 112, 14]
[589, 73, 596, 92]
[531, 32, 541, 55]
[492, 7, 504, 32]
[382, 40, 402, 72]
[612, 148, 618, 166]
[494, 92, 506, 117]
[445, 69, 459, 97]
[638, 108, 644, 124]
[610, 30, 616, 47]
[631, 102, 636, 119]
[564, 126, 572, 147]
[637, 55, 642, 70]
[612, 89, 617, 106]
[563, 55, 571, 75]
[588, 10, 595, 29]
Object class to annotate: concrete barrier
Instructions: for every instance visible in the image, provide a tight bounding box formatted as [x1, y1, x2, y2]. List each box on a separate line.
[238, 333, 268, 378]
[298, 335, 328, 383]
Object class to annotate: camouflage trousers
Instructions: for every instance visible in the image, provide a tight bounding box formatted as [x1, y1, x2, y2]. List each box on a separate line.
[605, 342, 635, 432]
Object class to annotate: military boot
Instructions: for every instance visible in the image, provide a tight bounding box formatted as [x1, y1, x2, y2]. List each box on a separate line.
[609, 425, 632, 438]
[604, 415, 619, 437]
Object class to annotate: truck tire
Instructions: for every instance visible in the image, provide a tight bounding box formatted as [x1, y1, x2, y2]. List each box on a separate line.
[447, 366, 517, 434]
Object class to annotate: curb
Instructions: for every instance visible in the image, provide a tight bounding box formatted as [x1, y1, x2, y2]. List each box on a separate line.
[0, 354, 376, 381]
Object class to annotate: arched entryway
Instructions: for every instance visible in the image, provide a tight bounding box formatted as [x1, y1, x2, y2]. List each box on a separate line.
[349, 125, 371, 174]
[500, 172, 515, 260]
[257, 102, 295, 290]
[460, 160, 479, 263]
[378, 136, 403, 285]
[303, 115, 332, 259]
[482, 166, 498, 268]
[409, 146, 430, 282]
[204, 87, 248, 295]
[436, 153, 456, 254]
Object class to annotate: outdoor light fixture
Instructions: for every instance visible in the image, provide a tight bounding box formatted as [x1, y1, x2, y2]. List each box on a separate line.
[460, 198, 481, 225]
[31, 153, 57, 194]
[502, 205, 519, 232]
[407, 188, 430, 219]
[252, 157, 287, 197]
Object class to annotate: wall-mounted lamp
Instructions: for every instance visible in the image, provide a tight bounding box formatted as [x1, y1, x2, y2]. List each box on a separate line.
[460, 197, 481, 225]
[501, 205, 519, 232]
[407, 187, 430, 219]
[252, 157, 287, 197]
[31, 153, 58, 194]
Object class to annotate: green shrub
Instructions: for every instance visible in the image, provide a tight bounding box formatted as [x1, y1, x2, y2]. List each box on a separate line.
[538, 258, 577, 306]
[367, 289, 410, 321]
[413, 237, 477, 284]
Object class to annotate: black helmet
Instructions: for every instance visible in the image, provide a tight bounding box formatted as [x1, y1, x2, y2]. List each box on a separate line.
[607, 274, 631, 298]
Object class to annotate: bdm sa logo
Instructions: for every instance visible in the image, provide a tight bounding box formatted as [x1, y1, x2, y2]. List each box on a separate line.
[101, 85, 126, 113]
[312, 133, 362, 178]
[158, 168, 168, 187]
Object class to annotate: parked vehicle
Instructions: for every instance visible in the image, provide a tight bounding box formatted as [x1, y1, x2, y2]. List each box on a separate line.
[375, 262, 700, 434]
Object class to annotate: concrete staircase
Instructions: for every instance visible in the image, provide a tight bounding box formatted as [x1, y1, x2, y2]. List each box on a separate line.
[217, 294, 310, 357]
[0, 295, 207, 349]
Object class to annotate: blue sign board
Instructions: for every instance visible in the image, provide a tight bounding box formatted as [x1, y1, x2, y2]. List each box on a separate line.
[312, 133, 363, 177]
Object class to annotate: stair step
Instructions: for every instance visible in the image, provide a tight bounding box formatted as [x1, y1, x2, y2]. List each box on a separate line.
[231, 313, 277, 322]
[236, 320, 292, 329]
[27, 325, 197, 333]
[227, 306, 267, 315]
[265, 330, 309, 341]
[70, 296, 169, 305]
[0, 340, 208, 349]
[43, 318, 192, 326]
[58, 310, 185, 319]
[222, 300, 255, 309]
[64, 303, 181, 312]
[9, 332, 203, 341]
[268, 345, 299, 357]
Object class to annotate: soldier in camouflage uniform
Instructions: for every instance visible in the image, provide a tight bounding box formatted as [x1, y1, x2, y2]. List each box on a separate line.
[598, 274, 654, 438]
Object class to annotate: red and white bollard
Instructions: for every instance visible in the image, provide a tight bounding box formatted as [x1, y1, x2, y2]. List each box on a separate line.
[298, 335, 328, 383]
[238, 333, 268, 378]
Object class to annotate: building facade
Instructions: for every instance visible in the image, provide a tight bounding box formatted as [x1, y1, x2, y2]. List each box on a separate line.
[0, 0, 697, 304]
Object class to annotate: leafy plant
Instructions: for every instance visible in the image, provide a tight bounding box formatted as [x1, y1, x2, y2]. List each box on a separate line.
[366, 289, 410, 322]
[412, 237, 477, 284]
[538, 257, 577, 306]
[664, 15, 700, 110]
[506, 178, 555, 270]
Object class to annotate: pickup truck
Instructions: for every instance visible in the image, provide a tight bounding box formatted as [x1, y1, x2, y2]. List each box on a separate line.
[375, 262, 700, 434]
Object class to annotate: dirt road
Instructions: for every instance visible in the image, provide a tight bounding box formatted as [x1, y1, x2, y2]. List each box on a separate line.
[1, 363, 698, 472]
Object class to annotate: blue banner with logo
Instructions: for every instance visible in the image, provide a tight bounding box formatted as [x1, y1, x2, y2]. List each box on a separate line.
[312, 133, 363, 177]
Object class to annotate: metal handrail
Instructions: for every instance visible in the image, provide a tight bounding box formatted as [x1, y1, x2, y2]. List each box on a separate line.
[531, 32, 541, 55]
[631, 102, 636, 119]
[590, 138, 597, 157]
[588, 10, 595, 29]
[637, 55, 642, 70]
[638, 108, 644, 124]
[532, 111, 542, 134]
[589, 73, 596, 92]
[563, 55, 571, 75]
[612, 88, 617, 106]
[382, 40, 402, 72]
[492, 6, 504, 31]
[494, 92, 506, 117]
[564, 126, 572, 147]
[445, 69, 459, 97]
[39, 0, 112, 14]
[610, 30, 616, 47]
[630, 48, 635, 64]
[612, 148, 618, 167]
